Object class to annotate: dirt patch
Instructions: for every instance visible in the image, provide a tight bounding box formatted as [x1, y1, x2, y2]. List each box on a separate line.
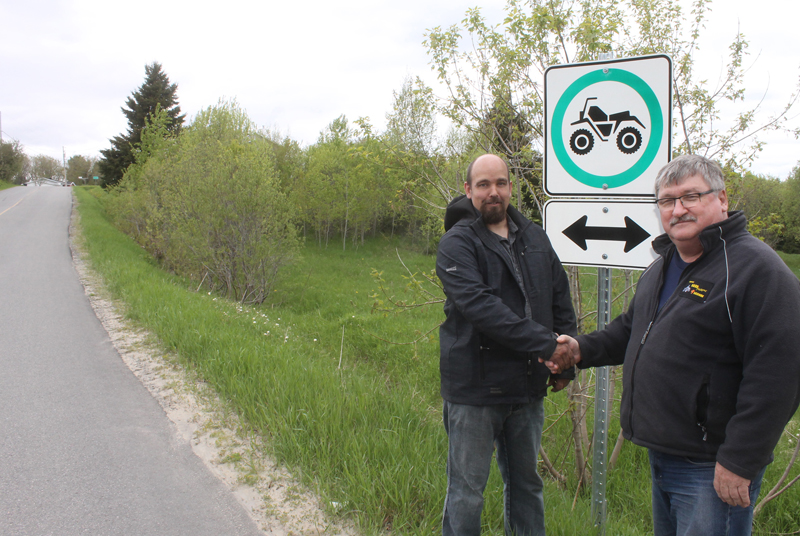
[69, 196, 359, 536]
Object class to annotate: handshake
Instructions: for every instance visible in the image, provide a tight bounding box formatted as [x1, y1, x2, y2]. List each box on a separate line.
[541, 334, 582, 376]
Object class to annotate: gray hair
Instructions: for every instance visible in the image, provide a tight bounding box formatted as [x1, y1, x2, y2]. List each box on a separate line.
[654, 155, 726, 196]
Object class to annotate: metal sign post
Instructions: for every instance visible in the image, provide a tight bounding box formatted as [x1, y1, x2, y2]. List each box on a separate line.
[542, 53, 672, 532]
[591, 267, 613, 533]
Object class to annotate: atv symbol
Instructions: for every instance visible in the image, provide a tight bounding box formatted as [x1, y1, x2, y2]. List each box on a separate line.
[568, 97, 645, 156]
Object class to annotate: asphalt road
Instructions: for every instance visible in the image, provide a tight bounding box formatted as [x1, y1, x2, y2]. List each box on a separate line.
[0, 186, 263, 536]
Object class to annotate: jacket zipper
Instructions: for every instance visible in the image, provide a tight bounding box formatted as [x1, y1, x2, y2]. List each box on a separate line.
[626, 318, 654, 436]
[627, 254, 700, 437]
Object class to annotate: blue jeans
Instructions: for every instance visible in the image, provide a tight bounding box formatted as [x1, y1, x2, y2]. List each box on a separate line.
[649, 450, 766, 536]
[442, 400, 546, 536]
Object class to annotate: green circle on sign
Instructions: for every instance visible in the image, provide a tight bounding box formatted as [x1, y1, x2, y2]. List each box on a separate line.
[552, 68, 663, 189]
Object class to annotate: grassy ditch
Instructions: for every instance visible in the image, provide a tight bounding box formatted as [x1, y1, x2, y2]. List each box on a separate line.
[73, 186, 798, 535]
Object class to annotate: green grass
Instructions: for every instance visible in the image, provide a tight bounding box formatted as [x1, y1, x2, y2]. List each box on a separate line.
[778, 251, 800, 279]
[0, 180, 17, 190]
[73, 186, 799, 534]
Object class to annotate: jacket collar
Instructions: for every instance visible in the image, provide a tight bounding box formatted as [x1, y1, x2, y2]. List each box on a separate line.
[443, 194, 531, 234]
[653, 210, 748, 260]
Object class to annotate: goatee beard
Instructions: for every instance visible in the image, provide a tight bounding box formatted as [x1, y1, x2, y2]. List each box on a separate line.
[480, 199, 506, 225]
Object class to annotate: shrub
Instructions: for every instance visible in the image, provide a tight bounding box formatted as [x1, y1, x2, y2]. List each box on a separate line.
[109, 101, 299, 304]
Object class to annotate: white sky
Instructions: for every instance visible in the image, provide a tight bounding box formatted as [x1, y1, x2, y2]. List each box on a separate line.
[1, 0, 797, 178]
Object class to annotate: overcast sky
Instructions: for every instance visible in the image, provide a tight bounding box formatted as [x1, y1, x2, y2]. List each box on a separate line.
[1, 0, 797, 178]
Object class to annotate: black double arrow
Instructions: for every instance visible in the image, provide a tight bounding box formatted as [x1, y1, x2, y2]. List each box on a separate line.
[563, 215, 650, 253]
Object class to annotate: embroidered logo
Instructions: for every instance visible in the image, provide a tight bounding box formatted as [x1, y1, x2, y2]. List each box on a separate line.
[680, 279, 714, 304]
[446, 266, 457, 272]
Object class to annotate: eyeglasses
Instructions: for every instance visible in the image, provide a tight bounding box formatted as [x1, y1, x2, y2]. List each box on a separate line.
[655, 189, 718, 210]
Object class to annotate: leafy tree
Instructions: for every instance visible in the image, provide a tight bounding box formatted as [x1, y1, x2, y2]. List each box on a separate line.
[619, 0, 799, 168]
[0, 140, 26, 183]
[99, 62, 184, 188]
[264, 131, 307, 193]
[423, 0, 800, 211]
[295, 115, 407, 250]
[109, 100, 298, 304]
[301, 116, 359, 248]
[30, 155, 64, 180]
[380, 76, 465, 205]
[348, 132, 401, 247]
[727, 170, 785, 248]
[385, 77, 438, 157]
[17, 155, 32, 184]
[356, 78, 477, 250]
[66, 155, 99, 184]
[107, 106, 178, 258]
[779, 163, 800, 253]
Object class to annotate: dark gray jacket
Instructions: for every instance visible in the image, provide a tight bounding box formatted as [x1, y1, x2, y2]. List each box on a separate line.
[436, 195, 577, 405]
[577, 211, 800, 479]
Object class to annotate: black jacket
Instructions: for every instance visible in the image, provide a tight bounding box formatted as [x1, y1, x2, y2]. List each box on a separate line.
[436, 195, 577, 405]
[577, 211, 800, 479]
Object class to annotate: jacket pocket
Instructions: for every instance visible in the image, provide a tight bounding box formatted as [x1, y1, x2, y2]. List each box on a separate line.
[479, 343, 525, 397]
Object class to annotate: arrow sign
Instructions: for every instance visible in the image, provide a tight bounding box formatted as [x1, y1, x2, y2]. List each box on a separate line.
[563, 215, 651, 252]
[545, 200, 662, 269]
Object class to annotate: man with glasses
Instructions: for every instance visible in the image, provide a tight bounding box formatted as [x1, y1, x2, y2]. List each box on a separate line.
[542, 154, 800, 535]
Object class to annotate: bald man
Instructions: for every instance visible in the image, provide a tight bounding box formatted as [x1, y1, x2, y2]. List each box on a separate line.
[436, 154, 576, 535]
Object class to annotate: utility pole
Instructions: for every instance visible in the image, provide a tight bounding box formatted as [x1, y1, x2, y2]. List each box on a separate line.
[63, 146, 67, 183]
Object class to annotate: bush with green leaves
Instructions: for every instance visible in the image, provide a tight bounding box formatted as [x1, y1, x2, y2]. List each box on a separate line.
[109, 100, 299, 304]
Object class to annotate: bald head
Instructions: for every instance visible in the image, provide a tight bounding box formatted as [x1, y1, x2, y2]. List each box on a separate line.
[466, 154, 509, 187]
[464, 154, 513, 227]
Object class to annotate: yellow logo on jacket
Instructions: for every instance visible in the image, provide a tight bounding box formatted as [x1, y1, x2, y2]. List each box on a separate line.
[680, 279, 714, 304]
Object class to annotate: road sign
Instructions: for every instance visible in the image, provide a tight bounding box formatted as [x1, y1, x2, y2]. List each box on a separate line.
[544, 199, 664, 269]
[544, 55, 672, 197]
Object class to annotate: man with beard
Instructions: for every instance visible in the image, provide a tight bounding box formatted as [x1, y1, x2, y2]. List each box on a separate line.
[436, 153, 577, 535]
[543, 155, 800, 536]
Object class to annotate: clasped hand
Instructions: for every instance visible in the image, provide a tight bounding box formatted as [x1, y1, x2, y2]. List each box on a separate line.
[541, 334, 581, 375]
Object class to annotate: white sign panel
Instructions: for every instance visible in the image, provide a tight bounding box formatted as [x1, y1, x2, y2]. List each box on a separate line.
[544, 200, 664, 269]
[544, 55, 672, 197]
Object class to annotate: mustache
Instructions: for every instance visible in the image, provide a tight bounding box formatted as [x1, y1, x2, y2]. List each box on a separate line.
[482, 195, 501, 206]
[669, 214, 697, 226]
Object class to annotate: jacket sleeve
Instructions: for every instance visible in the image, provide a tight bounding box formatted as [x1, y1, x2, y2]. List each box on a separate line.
[436, 228, 559, 359]
[551, 249, 578, 338]
[716, 253, 800, 480]
[576, 293, 635, 369]
[549, 245, 578, 380]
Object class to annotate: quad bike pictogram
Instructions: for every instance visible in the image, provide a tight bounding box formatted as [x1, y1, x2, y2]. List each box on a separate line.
[568, 97, 645, 155]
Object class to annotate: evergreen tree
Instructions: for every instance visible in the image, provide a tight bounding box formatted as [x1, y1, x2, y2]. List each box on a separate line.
[99, 62, 184, 187]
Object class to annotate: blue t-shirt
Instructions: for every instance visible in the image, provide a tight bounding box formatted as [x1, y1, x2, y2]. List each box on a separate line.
[658, 253, 689, 312]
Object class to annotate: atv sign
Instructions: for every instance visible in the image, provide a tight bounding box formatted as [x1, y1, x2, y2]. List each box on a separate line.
[569, 97, 645, 156]
[544, 55, 672, 197]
